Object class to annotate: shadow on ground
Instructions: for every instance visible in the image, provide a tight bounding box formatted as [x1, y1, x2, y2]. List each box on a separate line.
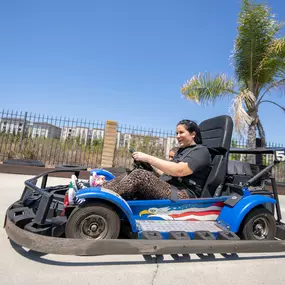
[9, 240, 285, 267]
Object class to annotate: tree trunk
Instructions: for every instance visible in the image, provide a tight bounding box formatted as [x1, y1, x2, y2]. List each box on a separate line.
[248, 123, 256, 148]
[247, 120, 256, 164]
[256, 116, 266, 147]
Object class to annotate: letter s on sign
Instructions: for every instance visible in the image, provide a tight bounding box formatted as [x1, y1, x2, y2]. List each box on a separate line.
[276, 151, 285, 161]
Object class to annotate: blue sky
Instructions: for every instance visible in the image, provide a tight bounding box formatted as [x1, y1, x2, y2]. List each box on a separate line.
[0, 0, 284, 144]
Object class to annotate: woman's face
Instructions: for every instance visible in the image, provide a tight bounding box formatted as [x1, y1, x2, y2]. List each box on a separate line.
[176, 124, 196, 147]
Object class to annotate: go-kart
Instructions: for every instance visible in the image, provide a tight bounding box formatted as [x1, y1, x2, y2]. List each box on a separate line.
[4, 115, 285, 257]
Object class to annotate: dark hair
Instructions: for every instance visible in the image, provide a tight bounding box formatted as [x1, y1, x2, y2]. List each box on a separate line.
[177, 120, 203, 144]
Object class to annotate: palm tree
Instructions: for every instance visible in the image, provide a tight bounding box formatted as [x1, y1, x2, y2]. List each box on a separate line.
[181, 0, 285, 149]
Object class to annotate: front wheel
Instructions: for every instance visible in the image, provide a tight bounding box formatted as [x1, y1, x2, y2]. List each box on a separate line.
[239, 207, 276, 240]
[65, 202, 121, 239]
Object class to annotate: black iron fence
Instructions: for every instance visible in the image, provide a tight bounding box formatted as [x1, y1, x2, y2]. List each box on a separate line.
[0, 109, 284, 182]
[229, 139, 285, 182]
[113, 124, 285, 182]
[113, 124, 174, 168]
[0, 110, 104, 167]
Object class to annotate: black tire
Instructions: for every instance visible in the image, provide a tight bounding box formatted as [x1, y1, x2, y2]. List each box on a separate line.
[240, 207, 276, 240]
[65, 202, 120, 239]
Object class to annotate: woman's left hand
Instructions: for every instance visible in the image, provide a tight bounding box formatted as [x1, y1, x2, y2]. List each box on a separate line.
[132, 151, 150, 162]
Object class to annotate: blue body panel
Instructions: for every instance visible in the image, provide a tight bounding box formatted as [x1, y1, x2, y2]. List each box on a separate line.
[217, 195, 276, 232]
[127, 198, 227, 221]
[76, 186, 229, 231]
[76, 187, 137, 232]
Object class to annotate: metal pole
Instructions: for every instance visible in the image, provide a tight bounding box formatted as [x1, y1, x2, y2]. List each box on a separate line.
[245, 162, 275, 187]
[271, 176, 282, 223]
[19, 112, 28, 152]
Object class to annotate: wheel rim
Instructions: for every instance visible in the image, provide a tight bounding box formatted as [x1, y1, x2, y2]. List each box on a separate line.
[252, 217, 269, 240]
[79, 214, 108, 239]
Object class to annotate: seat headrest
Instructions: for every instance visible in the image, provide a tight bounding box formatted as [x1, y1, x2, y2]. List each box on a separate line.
[199, 115, 233, 154]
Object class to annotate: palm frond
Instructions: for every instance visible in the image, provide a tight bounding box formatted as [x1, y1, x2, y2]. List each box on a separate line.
[271, 78, 285, 91]
[268, 37, 285, 56]
[259, 100, 285, 112]
[230, 89, 255, 136]
[232, 0, 282, 91]
[257, 77, 285, 105]
[181, 73, 237, 105]
[257, 37, 285, 87]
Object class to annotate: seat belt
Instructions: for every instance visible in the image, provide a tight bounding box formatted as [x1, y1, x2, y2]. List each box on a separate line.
[170, 185, 179, 202]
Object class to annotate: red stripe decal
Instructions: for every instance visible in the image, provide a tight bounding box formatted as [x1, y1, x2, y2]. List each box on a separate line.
[169, 210, 221, 218]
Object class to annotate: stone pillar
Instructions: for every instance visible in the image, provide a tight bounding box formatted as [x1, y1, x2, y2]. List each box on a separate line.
[101, 120, 118, 168]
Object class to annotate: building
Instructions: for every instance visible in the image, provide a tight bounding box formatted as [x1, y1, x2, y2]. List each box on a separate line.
[0, 117, 62, 139]
[91, 128, 105, 141]
[61, 126, 105, 144]
[116, 133, 132, 148]
[61, 126, 89, 142]
[116, 132, 167, 156]
[61, 127, 76, 140]
[0, 117, 26, 135]
[28, 122, 61, 139]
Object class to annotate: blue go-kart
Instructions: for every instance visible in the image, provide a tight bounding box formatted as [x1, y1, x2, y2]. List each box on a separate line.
[4, 115, 285, 257]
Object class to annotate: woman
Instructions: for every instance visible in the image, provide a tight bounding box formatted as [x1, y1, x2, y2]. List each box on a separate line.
[104, 120, 211, 200]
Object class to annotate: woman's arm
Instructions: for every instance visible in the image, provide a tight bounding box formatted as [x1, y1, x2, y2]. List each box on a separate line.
[132, 152, 193, 177]
[152, 167, 164, 176]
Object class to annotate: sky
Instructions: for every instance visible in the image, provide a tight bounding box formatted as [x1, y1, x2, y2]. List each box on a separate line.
[0, 0, 285, 144]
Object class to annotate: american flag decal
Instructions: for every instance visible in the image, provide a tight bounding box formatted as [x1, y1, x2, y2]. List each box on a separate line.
[141, 202, 224, 221]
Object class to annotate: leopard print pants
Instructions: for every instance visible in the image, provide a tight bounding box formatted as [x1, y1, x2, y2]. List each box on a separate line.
[103, 169, 189, 200]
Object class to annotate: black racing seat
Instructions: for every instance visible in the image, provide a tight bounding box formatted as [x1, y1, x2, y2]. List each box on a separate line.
[198, 115, 233, 197]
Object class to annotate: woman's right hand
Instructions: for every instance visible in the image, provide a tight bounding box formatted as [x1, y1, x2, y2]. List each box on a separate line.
[132, 151, 151, 163]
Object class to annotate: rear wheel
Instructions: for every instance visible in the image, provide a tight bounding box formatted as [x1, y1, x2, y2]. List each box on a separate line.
[240, 207, 276, 240]
[65, 202, 120, 239]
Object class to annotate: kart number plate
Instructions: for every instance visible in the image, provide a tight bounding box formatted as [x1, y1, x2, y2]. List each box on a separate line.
[224, 194, 242, 207]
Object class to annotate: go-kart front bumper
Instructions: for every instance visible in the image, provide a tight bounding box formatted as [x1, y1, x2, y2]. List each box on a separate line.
[5, 209, 285, 256]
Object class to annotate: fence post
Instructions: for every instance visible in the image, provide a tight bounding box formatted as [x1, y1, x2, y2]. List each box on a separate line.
[101, 120, 118, 168]
[256, 138, 262, 165]
[19, 111, 28, 152]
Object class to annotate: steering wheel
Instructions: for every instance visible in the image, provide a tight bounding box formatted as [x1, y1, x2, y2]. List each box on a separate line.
[129, 148, 154, 172]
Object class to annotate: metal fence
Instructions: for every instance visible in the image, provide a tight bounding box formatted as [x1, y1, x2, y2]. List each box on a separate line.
[114, 124, 175, 168]
[113, 123, 285, 182]
[0, 109, 284, 182]
[229, 139, 285, 182]
[0, 110, 105, 167]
